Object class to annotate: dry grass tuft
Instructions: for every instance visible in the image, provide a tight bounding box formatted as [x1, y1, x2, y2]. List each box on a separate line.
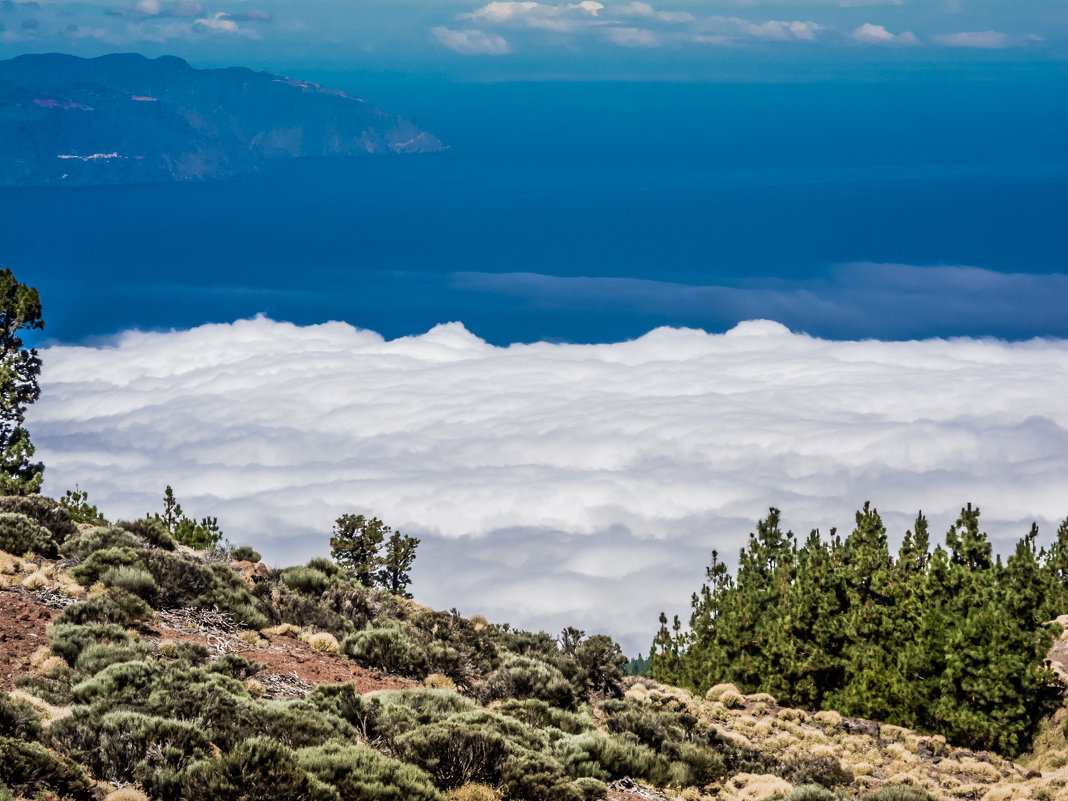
[448, 783, 500, 801]
[425, 673, 457, 691]
[299, 630, 340, 654]
[104, 790, 150, 801]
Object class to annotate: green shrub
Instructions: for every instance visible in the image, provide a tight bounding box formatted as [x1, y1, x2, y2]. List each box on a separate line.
[75, 640, 149, 677]
[142, 550, 267, 628]
[554, 732, 666, 784]
[49, 707, 211, 796]
[71, 659, 160, 706]
[305, 682, 384, 740]
[208, 653, 264, 680]
[56, 587, 153, 626]
[102, 564, 159, 600]
[0, 781, 10, 801]
[305, 557, 341, 577]
[498, 699, 595, 737]
[298, 741, 445, 801]
[572, 777, 607, 799]
[67, 545, 145, 585]
[0, 735, 94, 800]
[48, 622, 132, 665]
[340, 620, 427, 677]
[230, 545, 261, 562]
[783, 755, 854, 790]
[181, 736, 311, 801]
[0, 511, 57, 557]
[13, 673, 73, 706]
[281, 566, 332, 596]
[391, 718, 511, 789]
[0, 691, 42, 740]
[482, 656, 576, 710]
[862, 786, 934, 801]
[572, 635, 627, 699]
[61, 525, 141, 561]
[0, 495, 76, 541]
[117, 517, 176, 550]
[785, 786, 842, 801]
[371, 688, 476, 741]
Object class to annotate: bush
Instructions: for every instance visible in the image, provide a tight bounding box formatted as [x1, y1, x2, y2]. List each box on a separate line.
[117, 517, 175, 550]
[305, 557, 341, 577]
[482, 656, 576, 710]
[785, 787, 841, 801]
[75, 640, 149, 677]
[862, 787, 933, 801]
[0, 691, 42, 740]
[56, 587, 153, 626]
[0, 735, 94, 800]
[281, 566, 332, 596]
[141, 550, 267, 628]
[62, 526, 141, 561]
[13, 673, 73, 706]
[497, 699, 594, 737]
[0, 495, 76, 541]
[554, 732, 665, 784]
[67, 546, 145, 585]
[340, 620, 427, 677]
[783, 755, 854, 790]
[391, 718, 511, 789]
[0, 511, 57, 557]
[49, 707, 211, 796]
[231, 545, 261, 562]
[298, 741, 445, 801]
[181, 736, 311, 801]
[102, 564, 159, 601]
[48, 622, 132, 666]
[72, 659, 160, 706]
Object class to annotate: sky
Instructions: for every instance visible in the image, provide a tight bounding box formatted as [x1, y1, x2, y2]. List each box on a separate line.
[31, 318, 1068, 654]
[0, 0, 1064, 77]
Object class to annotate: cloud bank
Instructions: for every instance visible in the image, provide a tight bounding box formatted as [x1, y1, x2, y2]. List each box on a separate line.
[33, 319, 1068, 653]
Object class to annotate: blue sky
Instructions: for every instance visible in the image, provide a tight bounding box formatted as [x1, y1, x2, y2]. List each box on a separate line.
[1, 0, 1064, 75]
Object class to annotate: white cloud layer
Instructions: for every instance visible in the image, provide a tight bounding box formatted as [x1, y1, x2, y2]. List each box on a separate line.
[933, 30, 1010, 49]
[432, 24, 511, 53]
[852, 22, 918, 44]
[33, 319, 1068, 653]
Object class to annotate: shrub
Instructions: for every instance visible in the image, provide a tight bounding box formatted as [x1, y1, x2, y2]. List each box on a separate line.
[0, 495, 76, 541]
[48, 622, 132, 665]
[783, 755, 854, 790]
[75, 640, 149, 677]
[298, 741, 445, 801]
[340, 620, 427, 677]
[181, 736, 311, 801]
[142, 549, 267, 628]
[71, 659, 160, 706]
[13, 673, 74, 706]
[49, 707, 211, 795]
[68, 545, 146, 585]
[230, 545, 261, 562]
[391, 718, 511, 789]
[862, 787, 933, 801]
[56, 587, 153, 626]
[785, 786, 842, 801]
[117, 517, 175, 550]
[301, 631, 340, 654]
[449, 785, 498, 801]
[0, 511, 57, 557]
[497, 699, 594, 736]
[482, 656, 577, 710]
[554, 732, 666, 784]
[62, 526, 141, 561]
[306, 557, 341, 577]
[572, 635, 627, 699]
[102, 564, 159, 600]
[0, 735, 94, 800]
[0, 691, 42, 740]
[281, 566, 332, 596]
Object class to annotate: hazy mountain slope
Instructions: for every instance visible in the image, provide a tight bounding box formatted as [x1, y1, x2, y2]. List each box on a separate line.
[0, 53, 444, 186]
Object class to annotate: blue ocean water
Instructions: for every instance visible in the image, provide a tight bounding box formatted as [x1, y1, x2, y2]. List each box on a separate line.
[3, 71, 1066, 345]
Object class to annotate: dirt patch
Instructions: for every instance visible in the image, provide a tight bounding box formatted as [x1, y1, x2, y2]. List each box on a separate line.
[0, 590, 59, 689]
[139, 621, 413, 696]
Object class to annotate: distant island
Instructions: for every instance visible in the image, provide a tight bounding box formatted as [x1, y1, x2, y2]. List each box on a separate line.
[0, 53, 444, 186]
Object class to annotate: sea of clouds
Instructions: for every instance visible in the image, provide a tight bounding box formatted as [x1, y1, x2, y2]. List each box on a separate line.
[31, 317, 1068, 654]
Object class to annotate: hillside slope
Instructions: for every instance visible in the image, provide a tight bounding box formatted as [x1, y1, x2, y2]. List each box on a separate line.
[2, 499, 1068, 801]
[0, 53, 444, 185]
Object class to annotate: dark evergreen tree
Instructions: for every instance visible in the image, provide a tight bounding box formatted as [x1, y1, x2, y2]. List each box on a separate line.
[0, 266, 44, 495]
[378, 530, 420, 597]
[331, 513, 388, 587]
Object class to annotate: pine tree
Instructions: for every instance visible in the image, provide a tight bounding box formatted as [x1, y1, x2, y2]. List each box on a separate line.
[330, 514, 389, 587]
[378, 530, 420, 597]
[0, 266, 45, 495]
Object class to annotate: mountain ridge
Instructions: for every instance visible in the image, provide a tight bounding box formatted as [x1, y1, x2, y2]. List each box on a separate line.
[0, 52, 444, 186]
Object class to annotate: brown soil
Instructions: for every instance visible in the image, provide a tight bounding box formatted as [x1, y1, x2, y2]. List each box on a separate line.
[0, 590, 59, 689]
[139, 622, 414, 695]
